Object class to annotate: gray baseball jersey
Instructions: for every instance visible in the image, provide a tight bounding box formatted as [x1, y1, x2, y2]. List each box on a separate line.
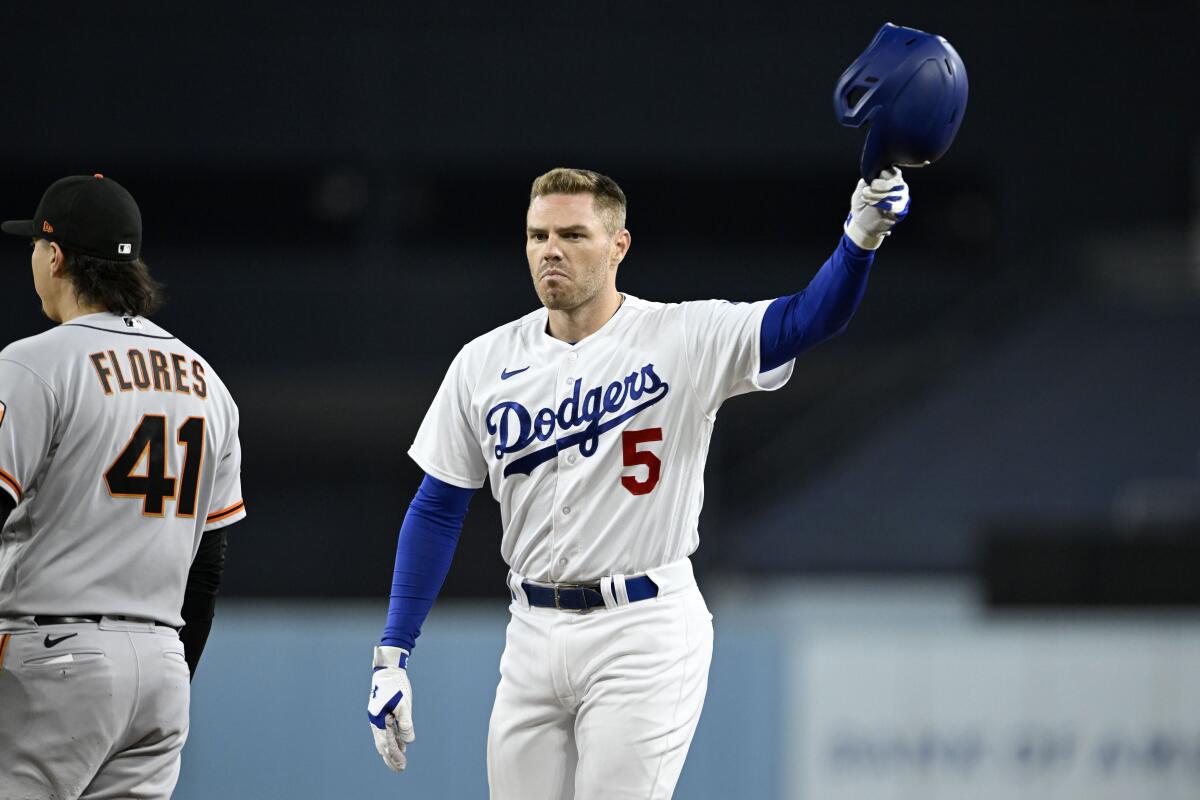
[0, 312, 244, 626]
[408, 294, 792, 583]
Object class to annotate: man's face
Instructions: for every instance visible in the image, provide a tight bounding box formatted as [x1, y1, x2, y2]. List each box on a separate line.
[30, 238, 59, 321]
[526, 193, 624, 311]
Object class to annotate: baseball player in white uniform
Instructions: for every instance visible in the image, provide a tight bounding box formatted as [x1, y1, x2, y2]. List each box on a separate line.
[0, 175, 245, 800]
[367, 167, 909, 798]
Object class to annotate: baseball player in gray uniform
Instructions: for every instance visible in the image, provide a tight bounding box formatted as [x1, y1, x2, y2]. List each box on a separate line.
[0, 175, 245, 800]
[367, 167, 909, 797]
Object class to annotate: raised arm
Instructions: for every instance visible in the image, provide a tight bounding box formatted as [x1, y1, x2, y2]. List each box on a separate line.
[760, 168, 910, 372]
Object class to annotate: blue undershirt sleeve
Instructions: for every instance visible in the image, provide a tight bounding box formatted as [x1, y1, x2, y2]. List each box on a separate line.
[380, 473, 476, 653]
[759, 233, 876, 373]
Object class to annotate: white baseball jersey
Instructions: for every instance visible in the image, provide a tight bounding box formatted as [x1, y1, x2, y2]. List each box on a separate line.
[409, 294, 793, 582]
[0, 312, 245, 626]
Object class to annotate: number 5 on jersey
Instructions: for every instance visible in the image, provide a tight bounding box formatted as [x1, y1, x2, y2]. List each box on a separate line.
[105, 415, 205, 518]
[621, 427, 662, 496]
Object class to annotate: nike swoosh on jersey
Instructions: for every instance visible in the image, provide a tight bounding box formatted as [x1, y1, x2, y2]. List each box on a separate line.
[44, 633, 79, 648]
[501, 366, 531, 380]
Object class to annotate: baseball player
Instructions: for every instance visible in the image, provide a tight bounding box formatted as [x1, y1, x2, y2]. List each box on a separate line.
[367, 167, 909, 798]
[0, 175, 245, 799]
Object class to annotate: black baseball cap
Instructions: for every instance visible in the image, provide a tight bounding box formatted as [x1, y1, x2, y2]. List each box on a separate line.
[2, 174, 142, 262]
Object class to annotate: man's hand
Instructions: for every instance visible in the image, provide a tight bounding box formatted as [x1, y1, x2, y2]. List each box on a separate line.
[367, 645, 415, 772]
[843, 167, 910, 250]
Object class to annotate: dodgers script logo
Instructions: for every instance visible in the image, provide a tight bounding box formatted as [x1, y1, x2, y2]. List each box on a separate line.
[486, 363, 669, 477]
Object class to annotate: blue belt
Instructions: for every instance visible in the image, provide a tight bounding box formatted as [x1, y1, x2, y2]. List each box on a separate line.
[521, 575, 659, 612]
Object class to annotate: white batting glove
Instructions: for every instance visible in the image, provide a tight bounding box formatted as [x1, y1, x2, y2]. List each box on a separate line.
[843, 167, 910, 250]
[367, 645, 415, 772]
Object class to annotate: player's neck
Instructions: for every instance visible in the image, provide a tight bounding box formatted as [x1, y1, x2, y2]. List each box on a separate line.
[50, 293, 108, 324]
[546, 288, 623, 343]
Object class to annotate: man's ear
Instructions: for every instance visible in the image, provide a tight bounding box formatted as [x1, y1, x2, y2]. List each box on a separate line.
[611, 228, 631, 268]
[49, 241, 67, 277]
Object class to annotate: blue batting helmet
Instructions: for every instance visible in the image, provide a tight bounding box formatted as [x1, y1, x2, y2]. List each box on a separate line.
[834, 23, 968, 181]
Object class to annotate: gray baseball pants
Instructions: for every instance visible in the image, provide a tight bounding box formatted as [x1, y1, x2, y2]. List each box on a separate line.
[0, 616, 189, 800]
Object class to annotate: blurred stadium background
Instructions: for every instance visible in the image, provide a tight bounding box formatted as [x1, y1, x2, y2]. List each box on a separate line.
[2, 2, 1198, 798]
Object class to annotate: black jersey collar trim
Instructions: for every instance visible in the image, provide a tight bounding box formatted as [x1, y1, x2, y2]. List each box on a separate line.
[61, 323, 176, 340]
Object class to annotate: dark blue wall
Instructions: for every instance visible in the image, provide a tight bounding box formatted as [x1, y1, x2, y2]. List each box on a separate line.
[1, 1, 1195, 595]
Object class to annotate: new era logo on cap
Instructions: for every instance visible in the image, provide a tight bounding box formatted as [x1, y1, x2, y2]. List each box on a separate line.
[2, 175, 142, 261]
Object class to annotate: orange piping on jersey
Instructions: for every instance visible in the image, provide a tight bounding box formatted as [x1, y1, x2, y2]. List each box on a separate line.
[0, 634, 9, 671]
[0, 468, 23, 501]
[206, 500, 245, 523]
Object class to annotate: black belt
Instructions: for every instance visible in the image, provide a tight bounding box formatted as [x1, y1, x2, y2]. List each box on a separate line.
[34, 615, 173, 629]
[522, 575, 659, 612]
[34, 615, 102, 625]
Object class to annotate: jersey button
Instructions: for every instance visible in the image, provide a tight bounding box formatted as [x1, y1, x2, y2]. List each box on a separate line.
[562, 505, 571, 515]
[558, 558, 568, 566]
[566, 454, 577, 464]
[568, 351, 578, 361]
[564, 376, 573, 385]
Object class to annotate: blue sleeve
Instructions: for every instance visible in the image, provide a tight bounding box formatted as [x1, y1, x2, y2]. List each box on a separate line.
[380, 473, 476, 653]
[759, 234, 875, 373]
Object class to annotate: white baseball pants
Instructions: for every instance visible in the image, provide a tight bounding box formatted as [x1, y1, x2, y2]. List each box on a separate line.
[488, 558, 713, 799]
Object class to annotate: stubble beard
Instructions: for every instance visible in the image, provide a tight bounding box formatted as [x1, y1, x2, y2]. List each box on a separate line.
[535, 260, 607, 312]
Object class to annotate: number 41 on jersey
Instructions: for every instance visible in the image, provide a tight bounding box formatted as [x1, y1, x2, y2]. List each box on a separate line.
[105, 415, 205, 518]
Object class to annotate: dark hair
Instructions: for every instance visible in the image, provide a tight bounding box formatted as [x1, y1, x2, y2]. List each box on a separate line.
[61, 248, 165, 317]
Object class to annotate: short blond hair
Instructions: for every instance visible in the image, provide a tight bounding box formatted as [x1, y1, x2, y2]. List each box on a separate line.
[529, 167, 627, 233]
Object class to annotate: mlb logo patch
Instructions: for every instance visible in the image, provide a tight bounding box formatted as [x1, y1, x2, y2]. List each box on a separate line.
[118, 243, 132, 255]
